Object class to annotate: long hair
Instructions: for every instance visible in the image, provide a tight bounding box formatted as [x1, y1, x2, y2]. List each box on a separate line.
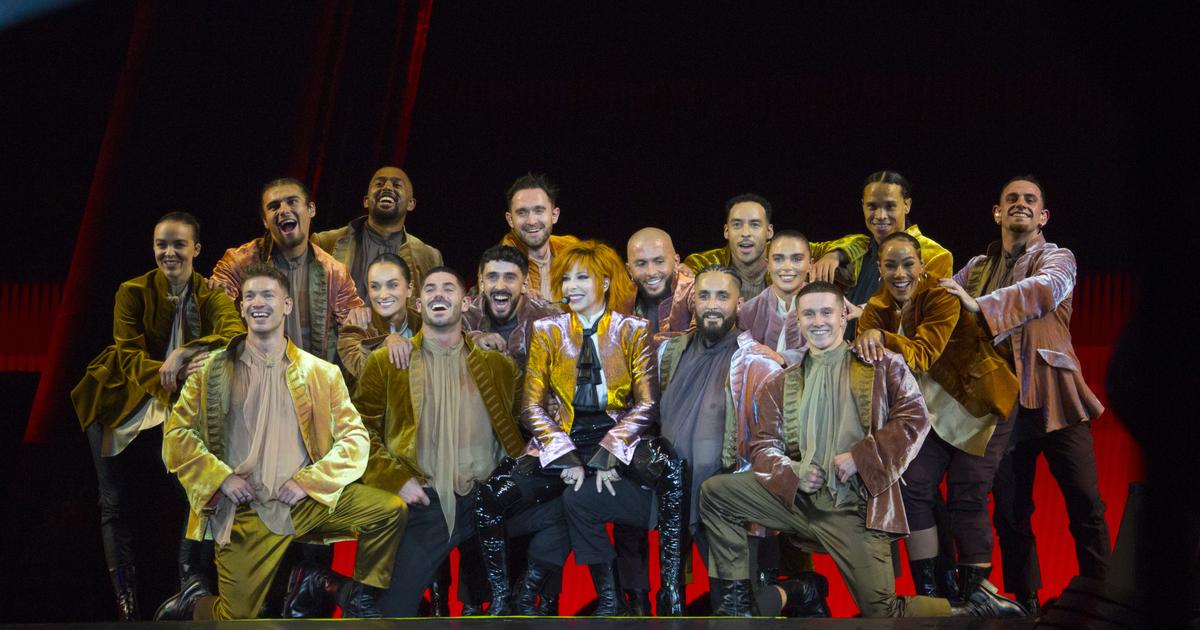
[550, 239, 636, 315]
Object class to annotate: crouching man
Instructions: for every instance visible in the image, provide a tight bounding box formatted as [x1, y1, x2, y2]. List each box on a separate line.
[157, 263, 406, 620]
[699, 281, 1024, 618]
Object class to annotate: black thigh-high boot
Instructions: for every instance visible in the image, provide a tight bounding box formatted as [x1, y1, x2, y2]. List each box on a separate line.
[654, 454, 688, 616]
[476, 457, 525, 615]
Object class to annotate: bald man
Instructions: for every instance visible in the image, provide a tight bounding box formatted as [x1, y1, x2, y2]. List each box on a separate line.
[627, 228, 695, 347]
[314, 166, 443, 307]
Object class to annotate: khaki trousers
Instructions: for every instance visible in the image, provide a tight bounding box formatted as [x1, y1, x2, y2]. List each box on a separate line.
[700, 472, 951, 618]
[197, 483, 407, 620]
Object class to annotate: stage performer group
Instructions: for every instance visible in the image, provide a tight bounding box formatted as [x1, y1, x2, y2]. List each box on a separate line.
[71, 167, 1108, 620]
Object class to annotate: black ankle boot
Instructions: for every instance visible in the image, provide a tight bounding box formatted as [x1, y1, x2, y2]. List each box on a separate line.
[623, 590, 651, 615]
[281, 562, 339, 618]
[109, 565, 138, 621]
[908, 558, 939, 597]
[587, 563, 623, 616]
[710, 578, 758, 616]
[935, 556, 960, 602]
[154, 572, 210, 621]
[950, 575, 1028, 617]
[535, 580, 560, 616]
[778, 571, 830, 617]
[338, 581, 384, 619]
[1015, 590, 1039, 617]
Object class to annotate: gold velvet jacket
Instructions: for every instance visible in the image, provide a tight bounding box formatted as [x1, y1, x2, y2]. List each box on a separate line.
[859, 274, 1018, 421]
[956, 232, 1103, 432]
[750, 348, 930, 535]
[658, 330, 784, 470]
[817, 224, 953, 286]
[71, 270, 245, 431]
[336, 307, 422, 387]
[210, 238, 364, 363]
[523, 310, 658, 467]
[352, 332, 526, 494]
[163, 335, 368, 541]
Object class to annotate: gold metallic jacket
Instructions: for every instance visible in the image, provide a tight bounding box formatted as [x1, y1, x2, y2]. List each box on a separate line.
[956, 232, 1103, 432]
[523, 310, 658, 467]
[814, 224, 953, 286]
[353, 332, 526, 494]
[163, 336, 368, 541]
[210, 238, 365, 363]
[860, 274, 1018, 421]
[71, 270, 244, 431]
[658, 330, 784, 470]
[750, 348, 930, 535]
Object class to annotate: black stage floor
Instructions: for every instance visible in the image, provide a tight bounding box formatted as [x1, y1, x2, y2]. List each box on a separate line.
[7, 618, 1038, 629]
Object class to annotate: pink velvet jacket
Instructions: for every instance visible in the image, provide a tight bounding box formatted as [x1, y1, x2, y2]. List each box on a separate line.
[462, 293, 560, 372]
[955, 232, 1104, 432]
[737, 289, 803, 356]
[750, 348, 930, 535]
[522, 310, 658, 467]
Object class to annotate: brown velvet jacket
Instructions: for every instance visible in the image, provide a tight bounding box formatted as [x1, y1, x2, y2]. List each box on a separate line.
[163, 336, 367, 541]
[353, 332, 526, 494]
[499, 232, 581, 301]
[523, 310, 658, 467]
[335, 307, 422, 387]
[312, 217, 443, 303]
[71, 270, 244, 431]
[210, 238, 364, 363]
[859, 274, 1018, 420]
[750, 347, 930, 535]
[462, 293, 560, 372]
[956, 232, 1103, 432]
[658, 330, 784, 469]
[634, 266, 696, 349]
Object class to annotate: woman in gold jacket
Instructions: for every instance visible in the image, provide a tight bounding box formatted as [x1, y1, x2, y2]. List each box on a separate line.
[853, 232, 1019, 604]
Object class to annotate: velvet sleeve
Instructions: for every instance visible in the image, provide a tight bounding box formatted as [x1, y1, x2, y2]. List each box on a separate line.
[850, 354, 931, 497]
[976, 247, 1076, 343]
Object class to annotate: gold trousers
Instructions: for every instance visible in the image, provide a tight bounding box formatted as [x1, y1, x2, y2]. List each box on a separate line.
[700, 472, 950, 618]
[197, 483, 407, 620]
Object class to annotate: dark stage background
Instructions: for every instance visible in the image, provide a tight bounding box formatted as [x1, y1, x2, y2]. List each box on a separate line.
[0, 0, 1190, 623]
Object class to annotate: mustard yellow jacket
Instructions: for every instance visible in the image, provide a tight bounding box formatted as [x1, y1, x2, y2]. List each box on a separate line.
[162, 335, 368, 541]
[71, 270, 244, 431]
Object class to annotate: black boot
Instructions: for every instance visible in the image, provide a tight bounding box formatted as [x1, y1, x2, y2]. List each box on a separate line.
[280, 562, 338, 618]
[935, 555, 961, 602]
[535, 568, 561, 616]
[428, 555, 452, 617]
[908, 557, 939, 597]
[108, 564, 138, 621]
[338, 581, 384, 619]
[643, 440, 686, 616]
[623, 590, 651, 615]
[778, 571, 830, 617]
[950, 571, 1028, 618]
[512, 562, 549, 615]
[154, 572, 210, 621]
[710, 578, 758, 616]
[1015, 591, 1040, 617]
[478, 525, 513, 615]
[476, 461, 526, 616]
[587, 563, 623, 616]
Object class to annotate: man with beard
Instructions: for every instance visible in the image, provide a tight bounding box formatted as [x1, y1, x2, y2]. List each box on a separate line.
[807, 171, 952, 339]
[72, 212, 244, 620]
[156, 263, 406, 620]
[353, 267, 566, 617]
[682, 194, 774, 300]
[699, 282, 1023, 619]
[314, 166, 443, 307]
[656, 265, 829, 617]
[939, 176, 1108, 616]
[464, 245, 559, 373]
[626, 227, 695, 346]
[737, 230, 811, 365]
[499, 172, 580, 301]
[211, 178, 363, 364]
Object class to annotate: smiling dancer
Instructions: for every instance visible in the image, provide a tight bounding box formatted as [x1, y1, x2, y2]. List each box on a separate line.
[157, 263, 405, 620]
[626, 227, 695, 345]
[853, 231, 1024, 611]
[737, 229, 811, 364]
[683, 194, 774, 299]
[337, 253, 422, 389]
[72, 212, 244, 620]
[499, 173, 581, 301]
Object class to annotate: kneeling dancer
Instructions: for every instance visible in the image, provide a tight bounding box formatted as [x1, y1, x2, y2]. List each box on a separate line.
[700, 281, 1024, 618]
[158, 263, 405, 620]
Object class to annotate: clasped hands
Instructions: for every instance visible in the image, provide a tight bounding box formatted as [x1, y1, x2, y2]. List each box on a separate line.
[560, 465, 620, 496]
